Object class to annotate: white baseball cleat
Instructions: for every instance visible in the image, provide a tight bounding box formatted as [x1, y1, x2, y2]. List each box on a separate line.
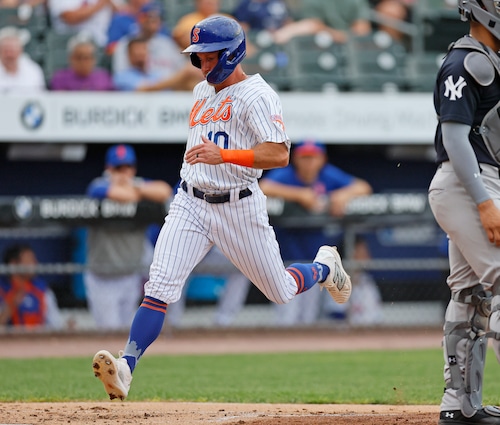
[314, 245, 352, 304]
[92, 350, 132, 401]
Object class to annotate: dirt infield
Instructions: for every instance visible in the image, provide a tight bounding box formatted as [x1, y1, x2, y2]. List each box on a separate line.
[0, 327, 443, 424]
[0, 401, 440, 424]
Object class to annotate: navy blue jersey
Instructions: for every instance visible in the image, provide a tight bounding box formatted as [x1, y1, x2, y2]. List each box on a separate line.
[433, 38, 500, 165]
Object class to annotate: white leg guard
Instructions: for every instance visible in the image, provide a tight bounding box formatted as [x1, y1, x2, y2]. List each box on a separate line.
[444, 322, 487, 417]
[443, 285, 492, 417]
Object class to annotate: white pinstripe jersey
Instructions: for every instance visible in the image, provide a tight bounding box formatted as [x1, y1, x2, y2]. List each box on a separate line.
[180, 73, 290, 192]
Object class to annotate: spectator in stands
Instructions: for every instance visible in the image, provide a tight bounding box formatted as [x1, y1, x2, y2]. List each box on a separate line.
[112, 2, 179, 74]
[106, 0, 166, 54]
[172, 0, 228, 50]
[372, 0, 411, 46]
[48, 0, 117, 48]
[84, 144, 172, 331]
[112, 2, 201, 91]
[259, 140, 373, 326]
[272, 0, 372, 45]
[0, 26, 45, 92]
[325, 236, 383, 326]
[0, 244, 63, 329]
[232, 0, 293, 33]
[50, 32, 114, 90]
[112, 36, 162, 91]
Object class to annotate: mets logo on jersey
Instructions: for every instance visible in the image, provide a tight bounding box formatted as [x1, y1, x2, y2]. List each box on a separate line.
[444, 75, 467, 101]
[190, 96, 233, 127]
[271, 114, 285, 131]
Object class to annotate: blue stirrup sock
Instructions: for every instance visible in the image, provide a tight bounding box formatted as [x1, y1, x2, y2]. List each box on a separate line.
[286, 262, 330, 294]
[122, 296, 167, 373]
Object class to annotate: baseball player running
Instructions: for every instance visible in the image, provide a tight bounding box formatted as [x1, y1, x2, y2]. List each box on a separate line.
[92, 15, 351, 401]
[428, 1, 500, 424]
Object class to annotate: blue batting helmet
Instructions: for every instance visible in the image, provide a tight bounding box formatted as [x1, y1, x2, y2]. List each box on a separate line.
[182, 15, 246, 84]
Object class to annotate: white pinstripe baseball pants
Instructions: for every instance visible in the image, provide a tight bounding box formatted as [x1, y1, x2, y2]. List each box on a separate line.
[145, 182, 298, 305]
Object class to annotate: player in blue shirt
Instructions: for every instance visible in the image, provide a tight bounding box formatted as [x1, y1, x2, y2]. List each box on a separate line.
[260, 140, 372, 325]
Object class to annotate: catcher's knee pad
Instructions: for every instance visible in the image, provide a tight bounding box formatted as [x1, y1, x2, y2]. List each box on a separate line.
[445, 285, 492, 417]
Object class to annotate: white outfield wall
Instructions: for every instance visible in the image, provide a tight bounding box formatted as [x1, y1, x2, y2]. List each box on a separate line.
[0, 91, 437, 144]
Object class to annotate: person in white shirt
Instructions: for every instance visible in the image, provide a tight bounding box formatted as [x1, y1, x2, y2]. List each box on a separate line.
[112, 2, 184, 75]
[48, 0, 119, 47]
[112, 2, 202, 91]
[0, 26, 45, 93]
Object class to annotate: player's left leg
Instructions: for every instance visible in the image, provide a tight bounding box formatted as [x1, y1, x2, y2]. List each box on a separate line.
[438, 290, 500, 424]
[93, 191, 213, 400]
[120, 194, 213, 373]
[430, 167, 500, 423]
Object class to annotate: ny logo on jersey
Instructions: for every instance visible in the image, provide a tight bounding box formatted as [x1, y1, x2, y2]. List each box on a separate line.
[444, 75, 467, 101]
[189, 96, 233, 127]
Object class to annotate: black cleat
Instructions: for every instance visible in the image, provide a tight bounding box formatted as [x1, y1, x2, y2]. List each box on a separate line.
[439, 407, 500, 424]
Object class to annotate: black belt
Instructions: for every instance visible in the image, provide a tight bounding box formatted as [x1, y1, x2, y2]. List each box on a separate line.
[181, 181, 252, 204]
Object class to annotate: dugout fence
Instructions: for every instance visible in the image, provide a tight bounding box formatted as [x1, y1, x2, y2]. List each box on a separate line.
[0, 193, 449, 333]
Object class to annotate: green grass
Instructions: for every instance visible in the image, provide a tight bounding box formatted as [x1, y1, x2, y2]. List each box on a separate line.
[2, 348, 500, 405]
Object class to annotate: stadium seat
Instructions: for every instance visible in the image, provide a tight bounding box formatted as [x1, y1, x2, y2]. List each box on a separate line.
[406, 51, 445, 92]
[348, 31, 410, 92]
[422, 12, 467, 53]
[285, 33, 353, 92]
[0, 5, 48, 38]
[411, 1, 467, 54]
[43, 31, 74, 82]
[162, 0, 194, 30]
[243, 30, 291, 91]
[0, 6, 49, 67]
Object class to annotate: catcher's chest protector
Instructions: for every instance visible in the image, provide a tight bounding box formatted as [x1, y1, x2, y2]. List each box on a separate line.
[451, 37, 500, 164]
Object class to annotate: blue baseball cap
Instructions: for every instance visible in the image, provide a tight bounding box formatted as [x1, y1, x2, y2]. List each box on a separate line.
[106, 144, 136, 167]
[293, 140, 326, 157]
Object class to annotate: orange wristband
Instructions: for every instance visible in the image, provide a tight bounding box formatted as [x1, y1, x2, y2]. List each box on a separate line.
[220, 149, 255, 167]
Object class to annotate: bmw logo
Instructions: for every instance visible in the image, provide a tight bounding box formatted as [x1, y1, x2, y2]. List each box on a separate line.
[13, 196, 33, 221]
[20, 101, 44, 130]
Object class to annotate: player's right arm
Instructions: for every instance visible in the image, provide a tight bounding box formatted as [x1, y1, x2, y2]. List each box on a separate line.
[185, 137, 289, 170]
[442, 122, 500, 245]
[247, 141, 289, 169]
[436, 48, 500, 245]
